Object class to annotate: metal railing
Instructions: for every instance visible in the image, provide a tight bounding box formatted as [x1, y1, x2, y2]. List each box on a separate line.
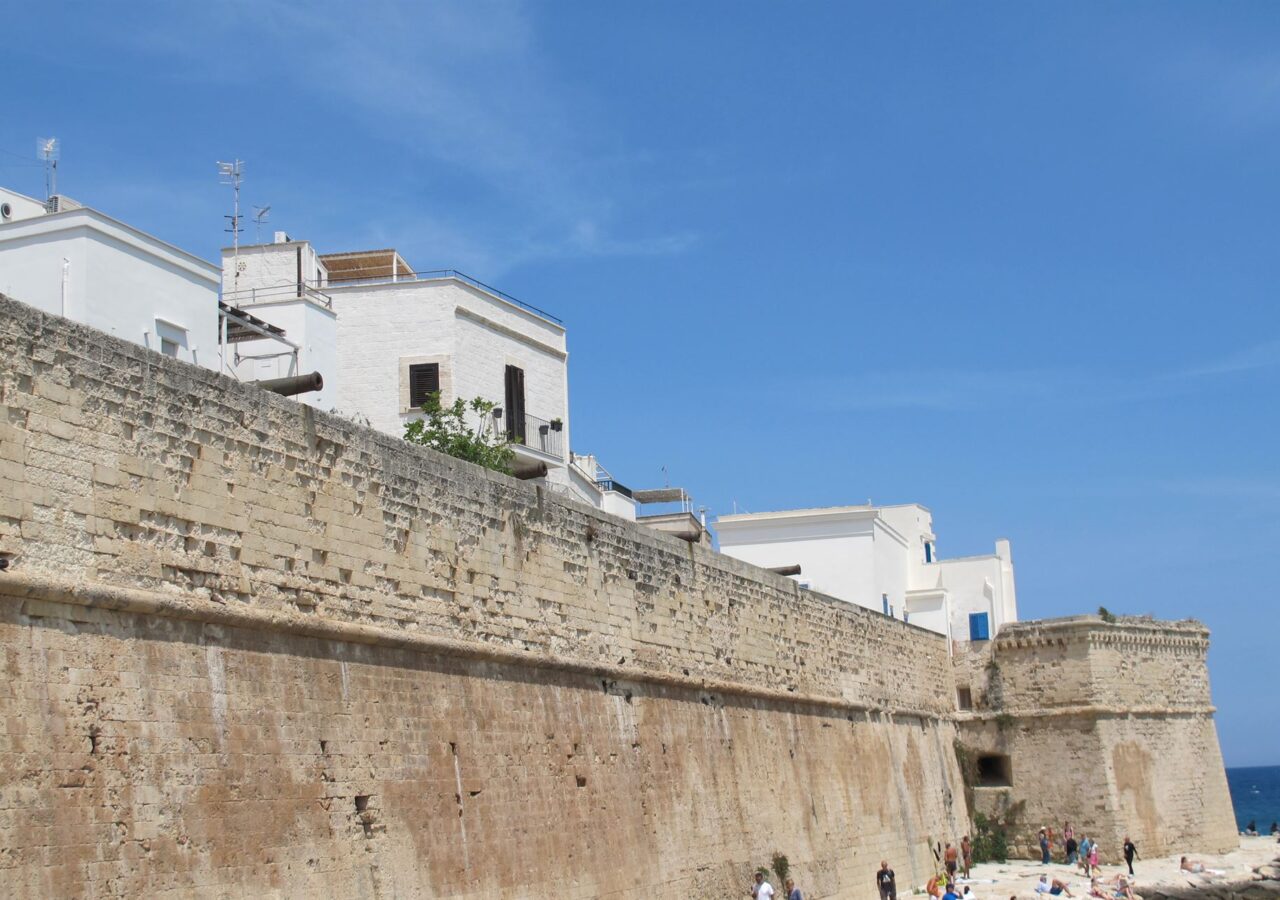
[313, 269, 562, 325]
[596, 479, 633, 498]
[506, 411, 564, 459]
[222, 282, 334, 310]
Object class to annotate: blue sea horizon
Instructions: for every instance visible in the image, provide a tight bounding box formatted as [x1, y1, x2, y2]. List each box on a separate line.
[1226, 765, 1280, 833]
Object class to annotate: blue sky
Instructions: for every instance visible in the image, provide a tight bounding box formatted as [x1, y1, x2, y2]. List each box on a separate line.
[3, 2, 1276, 766]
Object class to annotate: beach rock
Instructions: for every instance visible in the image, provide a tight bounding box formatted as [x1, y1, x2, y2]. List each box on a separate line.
[1258, 867, 1280, 881]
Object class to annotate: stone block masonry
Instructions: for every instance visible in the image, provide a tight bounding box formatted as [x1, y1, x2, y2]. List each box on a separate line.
[0, 293, 970, 897]
[953, 617, 1237, 860]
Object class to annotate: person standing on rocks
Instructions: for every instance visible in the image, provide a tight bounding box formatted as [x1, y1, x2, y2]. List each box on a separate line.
[946, 843, 959, 880]
[961, 835, 973, 879]
[877, 860, 898, 900]
[1122, 837, 1137, 876]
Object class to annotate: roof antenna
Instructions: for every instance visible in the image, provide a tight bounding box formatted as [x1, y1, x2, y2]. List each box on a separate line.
[253, 205, 271, 245]
[37, 137, 58, 200]
[217, 160, 244, 289]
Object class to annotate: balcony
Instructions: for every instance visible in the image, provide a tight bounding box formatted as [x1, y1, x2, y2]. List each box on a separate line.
[503, 410, 564, 461]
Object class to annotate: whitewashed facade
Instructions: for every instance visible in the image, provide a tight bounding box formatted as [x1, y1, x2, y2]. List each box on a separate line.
[0, 186, 220, 367]
[224, 237, 573, 485]
[219, 239, 339, 412]
[715, 503, 1018, 641]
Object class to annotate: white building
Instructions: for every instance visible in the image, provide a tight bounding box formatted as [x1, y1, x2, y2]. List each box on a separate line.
[224, 237, 572, 484]
[0, 186, 220, 367]
[715, 503, 1017, 642]
[219, 236, 339, 411]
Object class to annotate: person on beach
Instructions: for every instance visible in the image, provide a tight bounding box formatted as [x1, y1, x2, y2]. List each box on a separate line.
[1270, 822, 1278, 836]
[1122, 837, 1137, 876]
[942, 883, 959, 900]
[784, 877, 802, 900]
[1246, 820, 1258, 836]
[1079, 836, 1092, 877]
[1063, 822, 1075, 862]
[1035, 875, 1075, 897]
[945, 843, 959, 880]
[961, 835, 973, 879]
[1088, 842, 1100, 872]
[927, 874, 944, 898]
[752, 870, 775, 899]
[877, 861, 898, 900]
[962, 885, 979, 900]
[1040, 829, 1051, 864]
[1179, 857, 1204, 874]
[1066, 834, 1079, 866]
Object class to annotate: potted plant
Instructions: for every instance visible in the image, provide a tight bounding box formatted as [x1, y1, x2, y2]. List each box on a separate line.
[549, 417, 563, 432]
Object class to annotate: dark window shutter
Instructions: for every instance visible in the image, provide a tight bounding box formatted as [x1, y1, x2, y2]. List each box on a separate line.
[504, 364, 526, 442]
[408, 363, 440, 408]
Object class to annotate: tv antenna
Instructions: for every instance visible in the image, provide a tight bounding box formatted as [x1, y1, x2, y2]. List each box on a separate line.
[217, 160, 244, 287]
[252, 205, 271, 244]
[37, 137, 58, 199]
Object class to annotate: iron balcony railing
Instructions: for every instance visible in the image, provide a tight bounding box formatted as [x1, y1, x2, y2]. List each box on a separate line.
[596, 479, 633, 498]
[312, 269, 562, 325]
[505, 411, 564, 460]
[222, 283, 334, 310]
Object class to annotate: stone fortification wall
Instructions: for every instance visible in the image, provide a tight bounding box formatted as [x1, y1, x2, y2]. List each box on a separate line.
[0, 295, 967, 898]
[953, 617, 1236, 861]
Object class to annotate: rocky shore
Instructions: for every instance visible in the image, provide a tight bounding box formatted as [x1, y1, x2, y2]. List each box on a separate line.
[1139, 853, 1280, 900]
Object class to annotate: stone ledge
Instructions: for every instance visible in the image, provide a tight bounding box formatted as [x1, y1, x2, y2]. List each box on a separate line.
[0, 570, 950, 722]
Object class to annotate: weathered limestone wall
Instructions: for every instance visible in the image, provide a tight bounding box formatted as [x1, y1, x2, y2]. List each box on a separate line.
[953, 618, 1236, 860]
[0, 294, 967, 897]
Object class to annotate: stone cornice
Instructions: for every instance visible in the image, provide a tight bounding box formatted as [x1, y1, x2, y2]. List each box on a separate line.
[0, 572, 953, 723]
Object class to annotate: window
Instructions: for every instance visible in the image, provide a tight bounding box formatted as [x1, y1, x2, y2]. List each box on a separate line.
[504, 364, 526, 443]
[957, 686, 973, 710]
[925, 541, 933, 563]
[408, 363, 440, 409]
[969, 612, 990, 642]
[881, 593, 890, 616]
[160, 338, 179, 358]
[976, 754, 1012, 787]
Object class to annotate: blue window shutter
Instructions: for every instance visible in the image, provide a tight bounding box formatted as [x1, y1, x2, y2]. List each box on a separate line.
[969, 612, 990, 641]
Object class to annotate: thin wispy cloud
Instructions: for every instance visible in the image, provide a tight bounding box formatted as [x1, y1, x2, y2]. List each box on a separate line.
[774, 336, 1280, 413]
[1156, 476, 1280, 503]
[105, 0, 695, 275]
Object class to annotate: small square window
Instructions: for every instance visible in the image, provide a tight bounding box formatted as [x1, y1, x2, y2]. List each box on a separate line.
[957, 686, 973, 710]
[408, 363, 440, 408]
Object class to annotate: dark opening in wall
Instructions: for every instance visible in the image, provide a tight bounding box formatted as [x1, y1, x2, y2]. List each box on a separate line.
[957, 687, 974, 710]
[976, 754, 1012, 787]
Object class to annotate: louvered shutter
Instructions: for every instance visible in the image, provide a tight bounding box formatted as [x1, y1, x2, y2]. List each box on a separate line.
[408, 363, 440, 408]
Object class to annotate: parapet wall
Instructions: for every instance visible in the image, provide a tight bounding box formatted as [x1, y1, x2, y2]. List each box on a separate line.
[954, 617, 1236, 859]
[0, 295, 967, 898]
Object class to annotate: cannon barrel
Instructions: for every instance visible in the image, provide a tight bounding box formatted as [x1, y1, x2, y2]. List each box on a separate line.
[252, 372, 324, 397]
[767, 564, 802, 576]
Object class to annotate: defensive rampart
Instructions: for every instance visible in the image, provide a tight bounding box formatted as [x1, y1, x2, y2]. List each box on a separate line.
[953, 617, 1237, 859]
[0, 294, 969, 897]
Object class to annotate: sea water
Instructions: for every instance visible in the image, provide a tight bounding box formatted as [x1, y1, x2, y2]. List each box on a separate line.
[1226, 765, 1280, 833]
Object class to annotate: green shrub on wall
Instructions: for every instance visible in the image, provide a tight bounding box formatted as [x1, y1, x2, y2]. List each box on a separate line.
[403, 393, 514, 475]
